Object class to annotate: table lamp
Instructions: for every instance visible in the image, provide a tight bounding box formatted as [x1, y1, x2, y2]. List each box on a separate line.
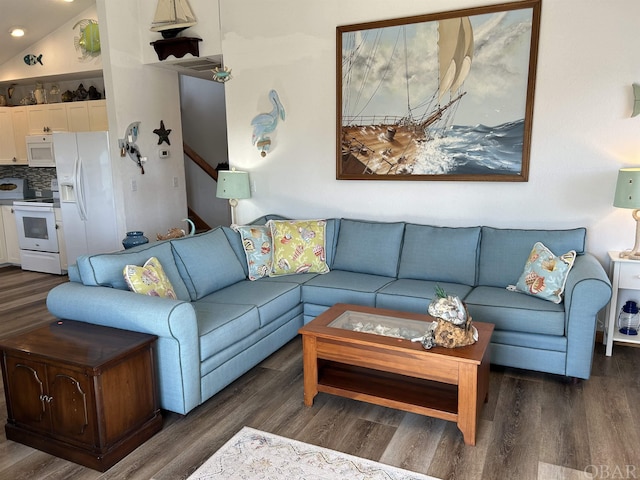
[614, 167, 640, 260]
[216, 169, 251, 224]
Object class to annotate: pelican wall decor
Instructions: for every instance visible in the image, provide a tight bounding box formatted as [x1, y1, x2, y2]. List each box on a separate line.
[251, 90, 285, 157]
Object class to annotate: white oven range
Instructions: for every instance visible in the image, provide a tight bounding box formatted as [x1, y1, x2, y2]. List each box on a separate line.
[13, 198, 63, 275]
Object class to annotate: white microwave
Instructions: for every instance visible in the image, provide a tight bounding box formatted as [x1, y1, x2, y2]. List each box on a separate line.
[26, 135, 56, 167]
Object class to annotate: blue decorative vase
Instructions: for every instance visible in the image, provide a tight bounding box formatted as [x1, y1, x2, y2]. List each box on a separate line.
[122, 231, 149, 249]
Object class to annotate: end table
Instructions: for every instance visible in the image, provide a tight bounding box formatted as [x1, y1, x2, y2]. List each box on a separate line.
[604, 251, 640, 355]
[0, 320, 162, 471]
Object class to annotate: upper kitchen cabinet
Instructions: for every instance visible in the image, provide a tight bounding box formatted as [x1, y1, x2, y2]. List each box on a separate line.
[0, 107, 28, 165]
[11, 107, 28, 163]
[0, 109, 18, 164]
[66, 100, 108, 132]
[27, 104, 69, 134]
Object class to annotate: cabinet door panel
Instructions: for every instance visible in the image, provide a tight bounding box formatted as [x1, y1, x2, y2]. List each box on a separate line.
[48, 367, 95, 446]
[4, 357, 48, 429]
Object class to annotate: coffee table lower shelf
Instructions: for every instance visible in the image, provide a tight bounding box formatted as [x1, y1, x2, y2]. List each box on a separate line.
[317, 361, 458, 422]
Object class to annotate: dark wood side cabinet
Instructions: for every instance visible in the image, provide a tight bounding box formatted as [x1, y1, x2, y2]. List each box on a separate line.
[0, 320, 162, 471]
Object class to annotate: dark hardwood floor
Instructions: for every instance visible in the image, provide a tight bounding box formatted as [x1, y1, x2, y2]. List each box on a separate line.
[0, 266, 638, 479]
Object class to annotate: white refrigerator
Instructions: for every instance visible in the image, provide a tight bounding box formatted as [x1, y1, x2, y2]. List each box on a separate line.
[53, 132, 121, 267]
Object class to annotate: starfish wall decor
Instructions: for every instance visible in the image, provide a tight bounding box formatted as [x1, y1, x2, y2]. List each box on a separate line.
[153, 120, 172, 145]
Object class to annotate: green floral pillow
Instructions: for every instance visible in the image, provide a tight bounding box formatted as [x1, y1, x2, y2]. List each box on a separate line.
[268, 219, 329, 276]
[232, 225, 272, 280]
[123, 257, 177, 299]
[515, 242, 576, 303]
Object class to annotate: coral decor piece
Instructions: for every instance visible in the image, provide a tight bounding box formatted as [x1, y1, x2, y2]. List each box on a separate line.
[251, 90, 285, 157]
[412, 285, 477, 349]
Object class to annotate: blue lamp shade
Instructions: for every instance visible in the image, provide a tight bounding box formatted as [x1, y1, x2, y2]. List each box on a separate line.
[614, 168, 640, 209]
[216, 170, 251, 200]
[614, 168, 640, 260]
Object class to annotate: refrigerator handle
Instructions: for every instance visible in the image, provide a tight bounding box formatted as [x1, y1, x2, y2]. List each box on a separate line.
[75, 155, 88, 221]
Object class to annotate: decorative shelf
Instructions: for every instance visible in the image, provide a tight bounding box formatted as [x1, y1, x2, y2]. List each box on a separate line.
[150, 37, 202, 61]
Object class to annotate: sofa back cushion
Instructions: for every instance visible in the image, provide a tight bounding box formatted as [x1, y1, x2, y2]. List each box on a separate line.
[332, 219, 405, 277]
[171, 228, 247, 300]
[75, 241, 191, 301]
[478, 226, 586, 288]
[398, 224, 481, 286]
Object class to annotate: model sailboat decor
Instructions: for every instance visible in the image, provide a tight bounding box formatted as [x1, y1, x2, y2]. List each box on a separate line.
[150, 0, 201, 61]
[151, 0, 196, 38]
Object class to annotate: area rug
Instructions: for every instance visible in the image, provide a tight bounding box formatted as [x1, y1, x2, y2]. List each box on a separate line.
[187, 426, 439, 480]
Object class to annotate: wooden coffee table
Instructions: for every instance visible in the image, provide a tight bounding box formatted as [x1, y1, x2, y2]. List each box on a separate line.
[298, 303, 494, 445]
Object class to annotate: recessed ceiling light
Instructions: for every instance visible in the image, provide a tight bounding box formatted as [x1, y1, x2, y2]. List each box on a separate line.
[10, 28, 25, 38]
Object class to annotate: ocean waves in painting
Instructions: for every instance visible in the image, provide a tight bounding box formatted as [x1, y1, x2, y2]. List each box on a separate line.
[414, 119, 525, 175]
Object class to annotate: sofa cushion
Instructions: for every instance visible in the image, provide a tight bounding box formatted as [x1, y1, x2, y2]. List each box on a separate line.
[198, 279, 301, 328]
[515, 242, 576, 303]
[464, 286, 565, 336]
[171, 228, 247, 300]
[194, 302, 260, 361]
[75, 241, 191, 301]
[123, 256, 177, 299]
[232, 225, 273, 280]
[398, 224, 480, 285]
[268, 219, 330, 276]
[376, 279, 473, 314]
[302, 270, 395, 307]
[332, 219, 405, 277]
[478, 227, 586, 288]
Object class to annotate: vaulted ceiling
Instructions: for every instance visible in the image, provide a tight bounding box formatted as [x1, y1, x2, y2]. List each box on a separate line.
[0, 0, 96, 67]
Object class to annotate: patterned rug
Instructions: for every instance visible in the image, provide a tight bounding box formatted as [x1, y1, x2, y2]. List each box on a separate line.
[187, 427, 439, 480]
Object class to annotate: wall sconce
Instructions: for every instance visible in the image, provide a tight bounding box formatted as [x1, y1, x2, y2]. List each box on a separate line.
[216, 169, 251, 224]
[119, 121, 146, 174]
[632, 83, 640, 118]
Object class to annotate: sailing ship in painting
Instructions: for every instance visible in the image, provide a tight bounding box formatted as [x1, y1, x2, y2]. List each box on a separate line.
[150, 0, 196, 38]
[340, 14, 528, 177]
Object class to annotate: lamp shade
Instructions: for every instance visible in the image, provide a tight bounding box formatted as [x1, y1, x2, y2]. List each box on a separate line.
[216, 170, 251, 199]
[614, 168, 640, 209]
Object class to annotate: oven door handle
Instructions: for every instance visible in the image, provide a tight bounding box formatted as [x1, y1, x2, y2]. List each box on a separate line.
[13, 205, 54, 213]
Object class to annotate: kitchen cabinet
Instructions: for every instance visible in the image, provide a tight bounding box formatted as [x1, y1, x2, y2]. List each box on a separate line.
[27, 104, 69, 133]
[11, 107, 28, 163]
[0, 320, 162, 471]
[0, 108, 19, 164]
[2, 206, 20, 264]
[55, 208, 67, 271]
[66, 100, 107, 132]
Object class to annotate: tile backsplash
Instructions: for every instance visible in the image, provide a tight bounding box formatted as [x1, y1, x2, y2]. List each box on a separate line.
[0, 165, 56, 192]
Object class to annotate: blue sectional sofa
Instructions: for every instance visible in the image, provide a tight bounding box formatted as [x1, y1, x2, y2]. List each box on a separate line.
[46, 216, 612, 415]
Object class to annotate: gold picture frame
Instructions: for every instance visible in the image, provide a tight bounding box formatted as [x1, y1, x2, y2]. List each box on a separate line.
[336, 0, 541, 181]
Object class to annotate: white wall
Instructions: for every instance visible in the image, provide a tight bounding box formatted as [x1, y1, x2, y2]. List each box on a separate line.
[221, 0, 640, 265]
[98, 0, 188, 238]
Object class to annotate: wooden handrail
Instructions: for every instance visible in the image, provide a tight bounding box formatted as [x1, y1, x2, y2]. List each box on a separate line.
[183, 142, 219, 182]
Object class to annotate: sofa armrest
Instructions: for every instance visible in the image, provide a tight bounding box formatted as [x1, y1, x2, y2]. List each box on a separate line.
[562, 253, 612, 379]
[47, 282, 201, 414]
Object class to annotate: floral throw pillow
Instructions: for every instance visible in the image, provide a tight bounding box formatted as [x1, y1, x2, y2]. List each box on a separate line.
[232, 225, 273, 280]
[123, 257, 177, 299]
[267, 219, 329, 276]
[515, 242, 576, 304]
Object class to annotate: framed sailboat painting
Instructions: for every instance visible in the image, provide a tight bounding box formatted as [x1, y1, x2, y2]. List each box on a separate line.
[336, 0, 541, 181]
